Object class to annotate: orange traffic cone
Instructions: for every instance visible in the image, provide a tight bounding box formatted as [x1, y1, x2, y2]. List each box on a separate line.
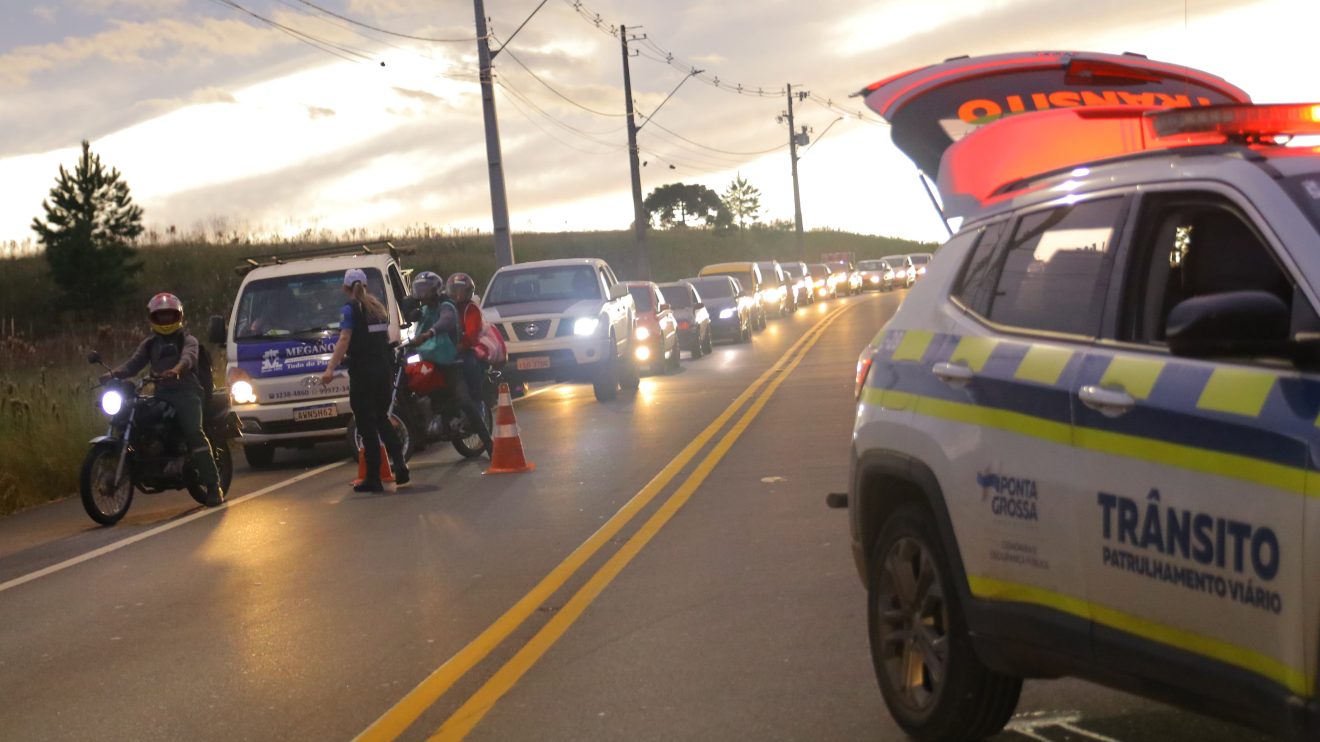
[352, 443, 396, 488]
[485, 383, 535, 474]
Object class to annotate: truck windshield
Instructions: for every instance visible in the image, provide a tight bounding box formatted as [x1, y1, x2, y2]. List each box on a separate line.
[485, 266, 601, 307]
[234, 269, 386, 341]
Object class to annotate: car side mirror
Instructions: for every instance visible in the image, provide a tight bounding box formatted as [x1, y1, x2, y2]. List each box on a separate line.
[208, 315, 227, 346]
[609, 283, 629, 301]
[659, 303, 671, 313]
[87, 350, 102, 365]
[1167, 291, 1290, 359]
[694, 302, 704, 310]
[399, 296, 422, 323]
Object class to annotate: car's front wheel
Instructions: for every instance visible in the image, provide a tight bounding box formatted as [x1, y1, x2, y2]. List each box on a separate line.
[869, 503, 1021, 741]
[592, 339, 620, 402]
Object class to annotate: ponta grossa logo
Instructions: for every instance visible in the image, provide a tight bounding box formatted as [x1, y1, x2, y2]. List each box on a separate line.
[978, 469, 1039, 521]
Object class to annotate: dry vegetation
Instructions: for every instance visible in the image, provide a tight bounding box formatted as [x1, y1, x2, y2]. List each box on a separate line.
[0, 227, 933, 515]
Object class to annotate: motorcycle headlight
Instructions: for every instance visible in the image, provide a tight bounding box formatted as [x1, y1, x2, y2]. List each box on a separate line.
[573, 317, 600, 336]
[719, 308, 736, 319]
[100, 389, 123, 416]
[635, 326, 651, 341]
[231, 379, 257, 405]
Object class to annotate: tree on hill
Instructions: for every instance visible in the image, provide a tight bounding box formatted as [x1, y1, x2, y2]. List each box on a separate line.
[31, 140, 144, 312]
[721, 174, 761, 230]
[644, 183, 732, 230]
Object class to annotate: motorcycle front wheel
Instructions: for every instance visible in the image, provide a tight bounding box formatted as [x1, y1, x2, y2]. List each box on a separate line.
[452, 401, 493, 459]
[349, 413, 414, 462]
[80, 442, 134, 526]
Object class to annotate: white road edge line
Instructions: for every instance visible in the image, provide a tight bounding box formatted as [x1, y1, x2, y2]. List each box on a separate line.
[0, 380, 558, 596]
[0, 459, 346, 595]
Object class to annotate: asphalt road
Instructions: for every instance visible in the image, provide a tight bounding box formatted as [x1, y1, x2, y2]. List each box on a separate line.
[0, 291, 1269, 741]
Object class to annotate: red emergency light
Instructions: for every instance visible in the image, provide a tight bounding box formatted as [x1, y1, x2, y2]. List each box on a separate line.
[937, 103, 1320, 219]
[1149, 103, 1320, 140]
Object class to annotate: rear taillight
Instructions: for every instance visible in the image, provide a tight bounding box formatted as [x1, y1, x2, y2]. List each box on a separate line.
[855, 350, 876, 401]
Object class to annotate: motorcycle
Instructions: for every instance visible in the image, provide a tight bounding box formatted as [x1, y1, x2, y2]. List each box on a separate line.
[393, 347, 498, 459]
[80, 351, 241, 526]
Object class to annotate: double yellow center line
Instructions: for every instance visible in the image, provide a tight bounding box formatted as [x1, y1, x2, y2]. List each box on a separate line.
[357, 301, 855, 741]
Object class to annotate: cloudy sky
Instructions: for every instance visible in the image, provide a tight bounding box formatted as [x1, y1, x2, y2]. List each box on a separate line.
[1, 0, 1316, 249]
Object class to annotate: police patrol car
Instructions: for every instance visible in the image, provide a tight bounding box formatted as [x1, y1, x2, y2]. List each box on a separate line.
[846, 52, 1320, 740]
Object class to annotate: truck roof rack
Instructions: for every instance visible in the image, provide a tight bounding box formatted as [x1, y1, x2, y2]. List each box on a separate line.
[235, 240, 414, 276]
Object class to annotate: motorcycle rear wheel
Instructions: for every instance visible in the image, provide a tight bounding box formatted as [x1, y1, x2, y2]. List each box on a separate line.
[80, 442, 134, 526]
[187, 443, 234, 506]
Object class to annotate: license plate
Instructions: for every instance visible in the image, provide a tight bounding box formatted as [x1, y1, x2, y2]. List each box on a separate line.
[293, 403, 337, 422]
[516, 356, 551, 371]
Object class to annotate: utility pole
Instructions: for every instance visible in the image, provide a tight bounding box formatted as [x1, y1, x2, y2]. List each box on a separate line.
[779, 84, 809, 260]
[473, 0, 514, 267]
[621, 25, 650, 279]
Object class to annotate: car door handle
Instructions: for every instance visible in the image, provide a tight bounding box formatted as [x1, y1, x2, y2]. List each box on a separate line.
[1078, 385, 1136, 415]
[932, 362, 974, 384]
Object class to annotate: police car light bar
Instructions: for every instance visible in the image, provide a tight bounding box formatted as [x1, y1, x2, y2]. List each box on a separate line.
[1149, 104, 1320, 140]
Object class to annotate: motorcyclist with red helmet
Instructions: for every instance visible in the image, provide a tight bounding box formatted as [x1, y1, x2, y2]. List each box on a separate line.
[102, 293, 224, 507]
[443, 273, 494, 454]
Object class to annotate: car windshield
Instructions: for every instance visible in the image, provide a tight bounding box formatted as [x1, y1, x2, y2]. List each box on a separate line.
[755, 263, 779, 281]
[485, 266, 601, 306]
[911, 255, 931, 265]
[1282, 172, 1320, 233]
[628, 286, 653, 311]
[782, 264, 804, 278]
[234, 269, 386, 341]
[659, 286, 693, 308]
[687, 277, 732, 298]
[808, 265, 829, 278]
[706, 270, 754, 289]
[882, 255, 906, 265]
[858, 260, 886, 271]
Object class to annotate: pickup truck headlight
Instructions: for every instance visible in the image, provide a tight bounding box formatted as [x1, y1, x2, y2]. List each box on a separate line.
[573, 318, 600, 336]
[719, 308, 736, 319]
[231, 379, 257, 405]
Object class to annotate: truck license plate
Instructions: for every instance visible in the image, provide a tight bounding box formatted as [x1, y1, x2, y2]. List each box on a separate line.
[516, 356, 551, 371]
[293, 403, 337, 422]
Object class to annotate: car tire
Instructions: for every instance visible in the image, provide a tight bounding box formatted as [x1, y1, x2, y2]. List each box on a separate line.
[666, 340, 681, 372]
[593, 340, 620, 402]
[868, 503, 1022, 741]
[701, 328, 713, 355]
[739, 321, 751, 343]
[242, 443, 276, 468]
[619, 344, 641, 393]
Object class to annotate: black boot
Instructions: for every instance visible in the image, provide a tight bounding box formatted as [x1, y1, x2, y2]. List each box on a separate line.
[392, 460, 411, 486]
[354, 479, 385, 493]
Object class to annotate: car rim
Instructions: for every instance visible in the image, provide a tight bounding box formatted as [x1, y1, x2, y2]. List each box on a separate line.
[876, 536, 949, 714]
[90, 450, 131, 516]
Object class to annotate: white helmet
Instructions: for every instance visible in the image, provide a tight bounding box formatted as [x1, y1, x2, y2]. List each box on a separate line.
[412, 271, 444, 301]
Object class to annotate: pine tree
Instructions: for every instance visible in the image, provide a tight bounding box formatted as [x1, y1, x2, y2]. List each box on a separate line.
[721, 173, 762, 230]
[31, 140, 144, 312]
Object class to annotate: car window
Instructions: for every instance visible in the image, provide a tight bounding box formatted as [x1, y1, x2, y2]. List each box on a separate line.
[661, 286, 693, 308]
[485, 266, 602, 306]
[911, 255, 930, 265]
[1120, 192, 1319, 344]
[953, 220, 1012, 316]
[628, 285, 654, 311]
[688, 277, 732, 298]
[858, 260, 885, 271]
[707, 270, 755, 290]
[985, 197, 1124, 336]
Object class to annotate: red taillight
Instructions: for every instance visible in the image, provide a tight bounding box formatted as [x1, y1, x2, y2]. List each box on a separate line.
[678, 321, 690, 329]
[855, 351, 875, 401]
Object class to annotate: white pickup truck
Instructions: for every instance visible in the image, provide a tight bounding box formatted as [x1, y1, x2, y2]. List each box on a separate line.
[481, 258, 639, 402]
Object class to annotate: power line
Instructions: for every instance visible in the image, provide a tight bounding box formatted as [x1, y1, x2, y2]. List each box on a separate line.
[497, 77, 626, 147]
[494, 41, 626, 119]
[641, 117, 787, 157]
[498, 83, 621, 155]
[208, 0, 375, 63]
[296, 0, 477, 43]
